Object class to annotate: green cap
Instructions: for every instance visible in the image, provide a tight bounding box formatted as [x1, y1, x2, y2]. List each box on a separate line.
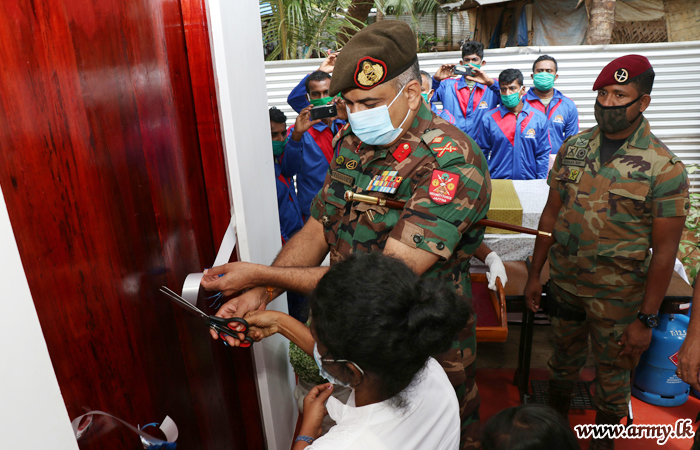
[329, 20, 418, 96]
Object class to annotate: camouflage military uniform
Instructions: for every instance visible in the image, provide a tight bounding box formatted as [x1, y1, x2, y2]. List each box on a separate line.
[311, 102, 491, 448]
[547, 117, 689, 417]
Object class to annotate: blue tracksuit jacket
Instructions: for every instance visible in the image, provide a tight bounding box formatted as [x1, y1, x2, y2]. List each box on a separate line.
[287, 74, 345, 221]
[275, 136, 304, 243]
[523, 88, 579, 154]
[476, 102, 552, 180]
[431, 76, 501, 139]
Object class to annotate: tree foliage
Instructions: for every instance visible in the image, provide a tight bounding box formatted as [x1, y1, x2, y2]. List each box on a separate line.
[261, 0, 361, 60]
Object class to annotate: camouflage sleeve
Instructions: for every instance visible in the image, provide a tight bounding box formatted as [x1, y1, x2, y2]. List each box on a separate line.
[389, 164, 489, 260]
[650, 159, 690, 218]
[310, 171, 332, 221]
[547, 146, 565, 190]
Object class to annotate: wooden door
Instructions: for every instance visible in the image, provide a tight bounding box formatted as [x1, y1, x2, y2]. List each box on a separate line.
[0, 0, 264, 449]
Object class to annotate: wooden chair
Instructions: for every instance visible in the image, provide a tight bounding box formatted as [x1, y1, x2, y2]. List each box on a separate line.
[470, 273, 508, 342]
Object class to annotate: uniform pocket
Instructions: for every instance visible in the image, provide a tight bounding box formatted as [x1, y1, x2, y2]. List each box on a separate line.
[354, 202, 399, 233]
[606, 180, 650, 223]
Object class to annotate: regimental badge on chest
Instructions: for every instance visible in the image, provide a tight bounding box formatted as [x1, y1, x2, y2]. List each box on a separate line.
[563, 145, 587, 167]
[366, 170, 403, 194]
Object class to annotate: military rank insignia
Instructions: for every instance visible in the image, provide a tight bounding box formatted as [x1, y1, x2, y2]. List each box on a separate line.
[366, 170, 403, 194]
[393, 142, 411, 163]
[354, 57, 387, 89]
[563, 146, 587, 167]
[429, 170, 457, 204]
[573, 138, 589, 148]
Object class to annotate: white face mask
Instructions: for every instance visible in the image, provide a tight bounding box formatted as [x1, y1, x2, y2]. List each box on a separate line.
[345, 83, 412, 146]
[313, 343, 364, 388]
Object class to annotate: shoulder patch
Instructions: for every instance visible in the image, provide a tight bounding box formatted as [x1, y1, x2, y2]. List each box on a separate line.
[420, 128, 445, 144]
[425, 134, 466, 167]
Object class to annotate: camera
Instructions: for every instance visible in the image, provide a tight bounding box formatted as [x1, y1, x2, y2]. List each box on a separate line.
[310, 104, 337, 121]
[453, 65, 473, 77]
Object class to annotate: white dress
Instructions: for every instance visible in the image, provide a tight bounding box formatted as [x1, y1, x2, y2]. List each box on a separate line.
[307, 357, 460, 450]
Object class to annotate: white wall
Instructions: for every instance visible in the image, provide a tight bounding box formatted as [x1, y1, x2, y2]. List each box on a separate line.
[206, 0, 297, 449]
[0, 188, 79, 449]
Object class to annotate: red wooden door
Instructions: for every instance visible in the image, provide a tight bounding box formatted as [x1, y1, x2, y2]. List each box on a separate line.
[0, 1, 264, 449]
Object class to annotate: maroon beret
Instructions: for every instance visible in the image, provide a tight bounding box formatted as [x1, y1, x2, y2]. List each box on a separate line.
[330, 20, 418, 96]
[592, 54, 654, 91]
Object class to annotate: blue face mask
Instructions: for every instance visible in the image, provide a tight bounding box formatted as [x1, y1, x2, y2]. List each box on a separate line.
[313, 343, 363, 388]
[346, 83, 412, 146]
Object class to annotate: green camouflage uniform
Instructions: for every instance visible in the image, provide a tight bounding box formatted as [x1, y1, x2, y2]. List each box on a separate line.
[311, 102, 491, 449]
[547, 116, 689, 417]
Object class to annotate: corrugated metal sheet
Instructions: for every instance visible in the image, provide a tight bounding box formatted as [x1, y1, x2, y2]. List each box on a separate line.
[380, 11, 471, 48]
[265, 40, 700, 185]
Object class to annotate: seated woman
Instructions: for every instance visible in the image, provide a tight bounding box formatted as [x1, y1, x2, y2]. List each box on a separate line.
[242, 252, 471, 450]
[482, 403, 580, 450]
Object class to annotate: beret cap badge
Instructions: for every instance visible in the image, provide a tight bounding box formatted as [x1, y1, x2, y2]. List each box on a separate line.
[614, 68, 629, 83]
[355, 57, 387, 89]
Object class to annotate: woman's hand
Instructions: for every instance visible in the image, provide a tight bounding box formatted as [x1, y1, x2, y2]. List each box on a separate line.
[299, 383, 334, 439]
[243, 310, 284, 342]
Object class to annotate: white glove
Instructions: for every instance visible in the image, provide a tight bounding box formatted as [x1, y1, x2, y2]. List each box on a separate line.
[484, 251, 508, 291]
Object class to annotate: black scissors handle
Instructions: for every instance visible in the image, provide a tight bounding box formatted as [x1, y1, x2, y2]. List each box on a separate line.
[210, 317, 254, 348]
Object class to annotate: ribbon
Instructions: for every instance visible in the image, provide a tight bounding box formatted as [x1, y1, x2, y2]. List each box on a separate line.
[71, 411, 178, 449]
[182, 215, 237, 305]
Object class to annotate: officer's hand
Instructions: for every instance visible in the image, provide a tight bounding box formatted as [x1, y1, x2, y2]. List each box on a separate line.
[677, 331, 700, 392]
[291, 106, 322, 142]
[209, 288, 268, 346]
[466, 67, 495, 87]
[333, 97, 347, 121]
[318, 51, 339, 74]
[619, 320, 652, 358]
[434, 64, 456, 82]
[484, 252, 508, 291]
[201, 262, 264, 296]
[524, 276, 542, 313]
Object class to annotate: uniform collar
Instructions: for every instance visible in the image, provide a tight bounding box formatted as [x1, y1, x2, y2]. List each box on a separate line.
[358, 101, 435, 162]
[624, 116, 652, 149]
[591, 116, 651, 151]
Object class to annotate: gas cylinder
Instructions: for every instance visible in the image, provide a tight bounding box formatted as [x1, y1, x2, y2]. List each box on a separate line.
[632, 312, 690, 407]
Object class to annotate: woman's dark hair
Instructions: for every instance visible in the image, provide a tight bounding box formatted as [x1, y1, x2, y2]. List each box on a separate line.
[309, 252, 471, 404]
[482, 404, 580, 450]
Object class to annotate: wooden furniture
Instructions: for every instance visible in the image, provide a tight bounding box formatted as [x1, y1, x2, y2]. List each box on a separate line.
[472, 273, 508, 342]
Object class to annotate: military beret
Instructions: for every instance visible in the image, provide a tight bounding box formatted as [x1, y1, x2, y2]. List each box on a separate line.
[592, 54, 654, 91]
[329, 20, 418, 96]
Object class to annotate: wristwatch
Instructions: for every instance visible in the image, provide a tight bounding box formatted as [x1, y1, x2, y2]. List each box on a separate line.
[637, 312, 659, 329]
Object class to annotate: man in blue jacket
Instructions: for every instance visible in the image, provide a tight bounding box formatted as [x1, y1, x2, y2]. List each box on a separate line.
[420, 70, 456, 124]
[524, 55, 579, 154]
[477, 69, 551, 180]
[269, 106, 308, 322]
[287, 54, 346, 222]
[430, 41, 500, 139]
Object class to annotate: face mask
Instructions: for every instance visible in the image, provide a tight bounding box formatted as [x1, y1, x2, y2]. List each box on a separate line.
[533, 72, 555, 91]
[346, 83, 412, 146]
[313, 343, 364, 388]
[501, 87, 523, 109]
[594, 95, 643, 134]
[421, 93, 429, 103]
[308, 95, 335, 107]
[272, 138, 287, 156]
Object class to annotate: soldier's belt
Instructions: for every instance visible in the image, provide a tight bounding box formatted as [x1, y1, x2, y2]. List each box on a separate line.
[344, 191, 552, 237]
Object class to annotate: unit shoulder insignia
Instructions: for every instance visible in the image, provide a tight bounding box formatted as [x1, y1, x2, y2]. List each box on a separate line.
[429, 170, 458, 204]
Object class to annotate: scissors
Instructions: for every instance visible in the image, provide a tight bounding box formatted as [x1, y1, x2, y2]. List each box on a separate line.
[159, 286, 254, 348]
